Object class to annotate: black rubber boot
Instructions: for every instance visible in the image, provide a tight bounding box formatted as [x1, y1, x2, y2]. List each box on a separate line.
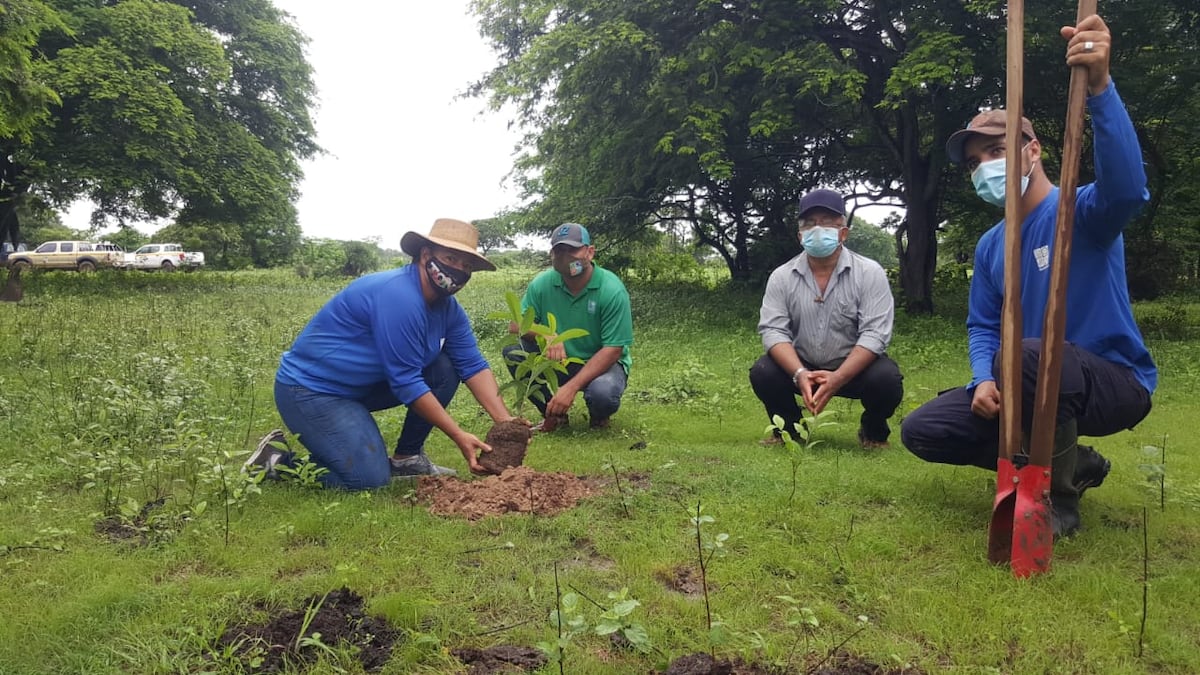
[1050, 419, 1081, 540]
[1074, 444, 1111, 499]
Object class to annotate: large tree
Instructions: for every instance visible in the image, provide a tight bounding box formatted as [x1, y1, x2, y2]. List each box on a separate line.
[472, 0, 1200, 311]
[0, 0, 318, 267]
[471, 0, 987, 309]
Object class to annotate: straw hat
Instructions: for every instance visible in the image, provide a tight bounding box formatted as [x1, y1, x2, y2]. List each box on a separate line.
[400, 218, 496, 271]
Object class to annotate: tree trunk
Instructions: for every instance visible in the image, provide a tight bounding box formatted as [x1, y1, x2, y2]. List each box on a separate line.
[898, 192, 938, 315]
[1, 152, 26, 249]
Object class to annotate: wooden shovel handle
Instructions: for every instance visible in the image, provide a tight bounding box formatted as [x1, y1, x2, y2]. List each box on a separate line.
[1028, 0, 1097, 467]
[998, 0, 1025, 463]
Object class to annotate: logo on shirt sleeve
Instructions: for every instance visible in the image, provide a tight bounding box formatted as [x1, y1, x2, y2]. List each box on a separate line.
[1034, 245, 1050, 271]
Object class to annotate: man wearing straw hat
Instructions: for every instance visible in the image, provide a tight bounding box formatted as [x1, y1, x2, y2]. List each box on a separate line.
[901, 15, 1156, 538]
[246, 218, 521, 489]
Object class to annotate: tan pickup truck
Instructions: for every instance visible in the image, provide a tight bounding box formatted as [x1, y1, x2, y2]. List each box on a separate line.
[5, 240, 125, 272]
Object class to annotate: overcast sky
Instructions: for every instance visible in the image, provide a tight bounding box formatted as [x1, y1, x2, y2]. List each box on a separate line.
[70, 0, 523, 247]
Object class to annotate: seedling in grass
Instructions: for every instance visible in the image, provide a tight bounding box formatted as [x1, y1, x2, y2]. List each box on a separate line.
[489, 290, 588, 419]
[566, 584, 653, 654]
[601, 456, 632, 518]
[688, 502, 729, 655]
[538, 563, 587, 675]
[216, 450, 263, 546]
[296, 591, 330, 653]
[774, 595, 820, 669]
[1138, 434, 1167, 511]
[593, 588, 652, 653]
[1138, 506, 1150, 658]
[767, 410, 839, 505]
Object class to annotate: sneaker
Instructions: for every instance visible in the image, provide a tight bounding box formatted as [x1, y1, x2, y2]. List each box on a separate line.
[758, 435, 784, 447]
[589, 417, 610, 429]
[244, 429, 287, 478]
[390, 452, 457, 477]
[1073, 444, 1111, 498]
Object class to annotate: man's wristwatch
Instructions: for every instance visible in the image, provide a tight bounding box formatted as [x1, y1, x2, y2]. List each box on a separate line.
[792, 366, 806, 386]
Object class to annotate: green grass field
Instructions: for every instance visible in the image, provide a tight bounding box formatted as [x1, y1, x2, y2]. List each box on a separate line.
[1, 268, 1197, 674]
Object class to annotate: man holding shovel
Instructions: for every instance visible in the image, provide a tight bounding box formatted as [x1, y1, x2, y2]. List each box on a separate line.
[901, 14, 1155, 538]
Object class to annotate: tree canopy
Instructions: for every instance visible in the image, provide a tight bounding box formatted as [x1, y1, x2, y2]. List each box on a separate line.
[1, 0, 319, 267]
[471, 0, 1200, 310]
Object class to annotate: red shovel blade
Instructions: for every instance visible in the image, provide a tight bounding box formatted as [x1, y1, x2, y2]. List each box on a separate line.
[1011, 462, 1053, 577]
[987, 457, 1020, 564]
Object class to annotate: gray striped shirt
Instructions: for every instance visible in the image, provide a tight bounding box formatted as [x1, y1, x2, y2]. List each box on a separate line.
[757, 247, 894, 369]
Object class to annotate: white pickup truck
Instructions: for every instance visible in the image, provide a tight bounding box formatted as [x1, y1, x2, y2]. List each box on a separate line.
[122, 243, 205, 271]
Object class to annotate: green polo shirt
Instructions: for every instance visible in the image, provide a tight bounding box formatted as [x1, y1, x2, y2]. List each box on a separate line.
[521, 264, 633, 374]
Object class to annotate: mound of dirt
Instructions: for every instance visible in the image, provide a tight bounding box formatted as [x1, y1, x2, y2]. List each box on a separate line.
[451, 645, 547, 674]
[664, 650, 923, 674]
[478, 419, 533, 475]
[664, 653, 776, 674]
[217, 587, 400, 672]
[416, 466, 595, 520]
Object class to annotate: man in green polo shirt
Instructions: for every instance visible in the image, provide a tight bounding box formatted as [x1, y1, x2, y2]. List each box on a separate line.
[503, 223, 633, 431]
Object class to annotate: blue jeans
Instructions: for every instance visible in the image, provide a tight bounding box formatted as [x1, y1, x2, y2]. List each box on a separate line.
[502, 340, 627, 423]
[273, 352, 460, 490]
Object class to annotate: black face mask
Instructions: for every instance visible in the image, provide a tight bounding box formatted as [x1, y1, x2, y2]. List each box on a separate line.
[425, 255, 471, 297]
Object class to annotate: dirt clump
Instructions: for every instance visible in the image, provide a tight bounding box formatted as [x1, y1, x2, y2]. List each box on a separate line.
[478, 419, 534, 475]
[663, 650, 922, 674]
[217, 587, 400, 672]
[663, 653, 779, 674]
[416, 466, 595, 520]
[451, 644, 547, 673]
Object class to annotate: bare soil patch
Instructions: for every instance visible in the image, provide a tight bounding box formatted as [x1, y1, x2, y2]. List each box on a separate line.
[658, 564, 709, 596]
[450, 644, 547, 674]
[416, 466, 595, 520]
[217, 587, 400, 672]
[663, 650, 923, 674]
[663, 653, 782, 674]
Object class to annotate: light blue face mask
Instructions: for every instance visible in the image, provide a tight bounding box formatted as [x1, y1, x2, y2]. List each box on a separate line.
[971, 143, 1035, 207]
[801, 226, 842, 259]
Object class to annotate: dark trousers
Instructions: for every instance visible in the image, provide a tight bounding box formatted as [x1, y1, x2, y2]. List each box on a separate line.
[749, 352, 904, 442]
[900, 338, 1152, 470]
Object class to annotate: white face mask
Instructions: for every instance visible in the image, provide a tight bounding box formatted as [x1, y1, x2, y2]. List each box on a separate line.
[971, 142, 1036, 207]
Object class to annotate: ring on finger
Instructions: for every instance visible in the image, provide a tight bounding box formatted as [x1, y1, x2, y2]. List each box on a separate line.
[1083, 40, 1095, 52]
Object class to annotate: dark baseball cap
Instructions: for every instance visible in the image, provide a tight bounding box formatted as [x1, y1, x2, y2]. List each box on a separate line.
[798, 189, 846, 219]
[550, 222, 591, 248]
[946, 109, 1038, 165]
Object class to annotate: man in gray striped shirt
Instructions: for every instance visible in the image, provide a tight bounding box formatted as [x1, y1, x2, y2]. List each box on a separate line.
[750, 189, 904, 448]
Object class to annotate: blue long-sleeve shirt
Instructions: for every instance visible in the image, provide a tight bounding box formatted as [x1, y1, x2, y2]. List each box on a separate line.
[966, 81, 1157, 394]
[276, 265, 490, 404]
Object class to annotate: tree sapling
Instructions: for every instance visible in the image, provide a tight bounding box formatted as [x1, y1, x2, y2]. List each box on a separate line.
[480, 290, 588, 474]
